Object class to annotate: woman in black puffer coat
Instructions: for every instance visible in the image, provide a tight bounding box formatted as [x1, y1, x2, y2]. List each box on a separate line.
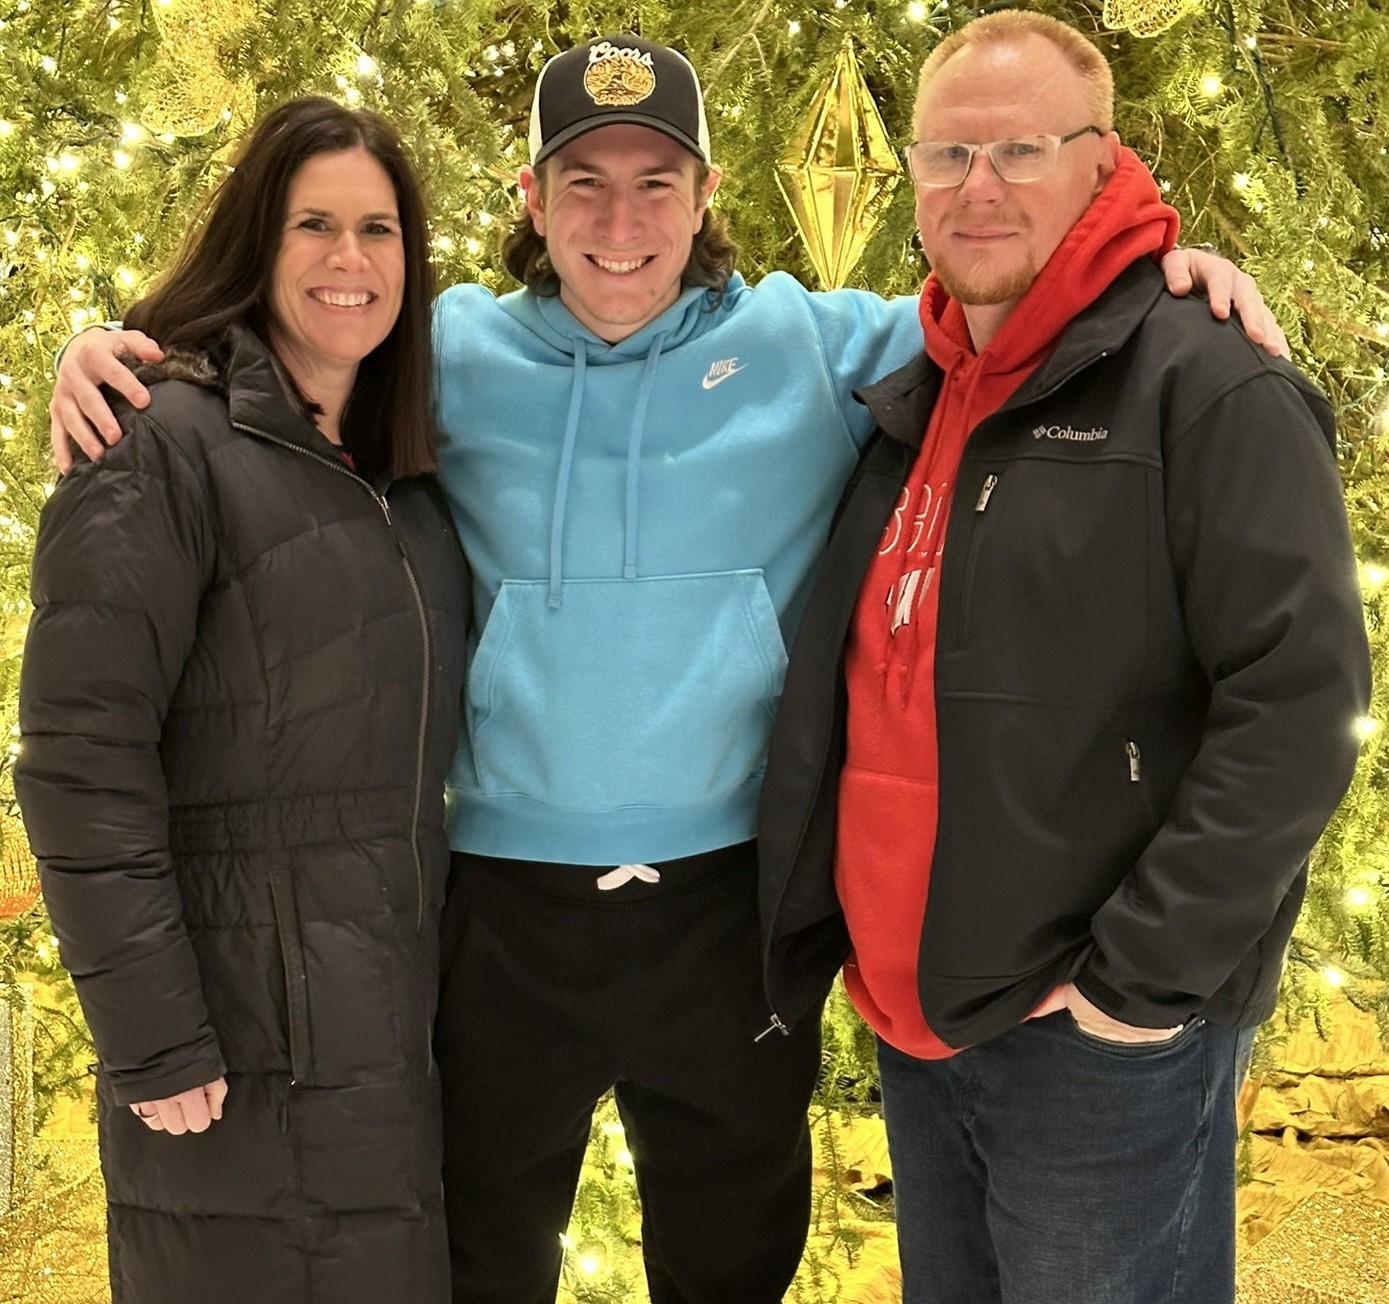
[16, 98, 467, 1304]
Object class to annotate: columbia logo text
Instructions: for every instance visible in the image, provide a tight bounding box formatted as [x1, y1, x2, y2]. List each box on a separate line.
[1032, 424, 1109, 442]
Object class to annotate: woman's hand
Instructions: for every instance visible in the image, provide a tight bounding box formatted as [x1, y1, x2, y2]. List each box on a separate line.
[129, 1076, 228, 1135]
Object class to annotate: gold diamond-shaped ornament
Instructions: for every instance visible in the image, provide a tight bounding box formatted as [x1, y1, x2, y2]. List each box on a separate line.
[777, 41, 901, 289]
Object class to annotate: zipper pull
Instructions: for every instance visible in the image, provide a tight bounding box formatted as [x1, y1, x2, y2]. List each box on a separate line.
[975, 473, 998, 512]
[754, 1013, 789, 1042]
[1125, 740, 1142, 783]
[373, 491, 393, 526]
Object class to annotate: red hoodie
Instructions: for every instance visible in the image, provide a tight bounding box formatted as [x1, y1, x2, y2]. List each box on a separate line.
[835, 149, 1180, 1057]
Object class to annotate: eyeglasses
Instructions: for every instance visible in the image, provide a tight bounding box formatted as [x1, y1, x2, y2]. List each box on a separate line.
[905, 126, 1104, 188]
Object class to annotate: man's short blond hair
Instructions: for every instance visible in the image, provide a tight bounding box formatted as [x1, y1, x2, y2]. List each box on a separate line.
[914, 9, 1115, 133]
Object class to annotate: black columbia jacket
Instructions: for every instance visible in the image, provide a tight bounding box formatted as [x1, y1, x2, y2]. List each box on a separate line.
[17, 326, 469, 1304]
[759, 259, 1369, 1048]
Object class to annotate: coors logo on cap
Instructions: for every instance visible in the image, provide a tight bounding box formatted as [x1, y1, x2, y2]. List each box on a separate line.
[529, 34, 712, 165]
[582, 41, 657, 107]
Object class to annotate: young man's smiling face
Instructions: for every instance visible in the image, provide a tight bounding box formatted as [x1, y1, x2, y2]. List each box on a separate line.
[521, 123, 720, 343]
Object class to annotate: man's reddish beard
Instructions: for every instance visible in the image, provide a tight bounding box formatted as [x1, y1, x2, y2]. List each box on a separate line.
[929, 209, 1037, 306]
[934, 260, 1037, 306]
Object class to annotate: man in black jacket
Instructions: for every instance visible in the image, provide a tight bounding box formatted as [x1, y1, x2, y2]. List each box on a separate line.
[759, 11, 1369, 1304]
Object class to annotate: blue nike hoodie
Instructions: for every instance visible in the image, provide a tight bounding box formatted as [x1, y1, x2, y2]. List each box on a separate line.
[433, 271, 921, 864]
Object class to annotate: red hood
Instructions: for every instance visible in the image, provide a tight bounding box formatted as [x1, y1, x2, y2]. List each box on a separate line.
[919, 146, 1180, 379]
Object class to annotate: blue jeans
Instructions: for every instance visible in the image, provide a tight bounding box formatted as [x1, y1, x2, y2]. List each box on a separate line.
[878, 1013, 1256, 1304]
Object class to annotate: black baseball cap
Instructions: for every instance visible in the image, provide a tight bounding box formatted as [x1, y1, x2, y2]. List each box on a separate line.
[528, 34, 712, 165]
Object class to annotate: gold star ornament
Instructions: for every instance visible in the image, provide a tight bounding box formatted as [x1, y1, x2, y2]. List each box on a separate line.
[777, 41, 902, 290]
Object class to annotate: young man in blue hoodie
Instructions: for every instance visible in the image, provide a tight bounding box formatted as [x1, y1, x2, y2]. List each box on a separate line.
[49, 33, 1287, 1304]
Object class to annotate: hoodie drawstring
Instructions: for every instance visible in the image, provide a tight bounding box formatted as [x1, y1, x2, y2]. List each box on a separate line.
[547, 333, 667, 607]
[624, 335, 666, 579]
[549, 346, 587, 608]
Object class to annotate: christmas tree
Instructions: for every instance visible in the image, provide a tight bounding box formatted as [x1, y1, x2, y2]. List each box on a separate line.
[1, 0, 1386, 1297]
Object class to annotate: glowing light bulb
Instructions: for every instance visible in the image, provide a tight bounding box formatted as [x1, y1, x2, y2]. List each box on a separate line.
[1200, 75, 1222, 96]
[40, 55, 57, 73]
[788, 20, 801, 34]
[117, 267, 136, 287]
[121, 121, 144, 143]
[1233, 173, 1250, 190]
[1346, 887, 1371, 909]
[906, 1, 927, 19]
[578, 1253, 601, 1276]
[616, 1148, 634, 1167]
[1355, 715, 1381, 741]
[1323, 966, 1345, 988]
[357, 53, 379, 78]
[0, 120, 12, 136]
[1363, 563, 1388, 589]
[114, 149, 131, 168]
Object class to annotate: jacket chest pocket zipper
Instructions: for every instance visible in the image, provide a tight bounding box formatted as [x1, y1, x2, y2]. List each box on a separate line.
[269, 870, 313, 1084]
[954, 472, 999, 649]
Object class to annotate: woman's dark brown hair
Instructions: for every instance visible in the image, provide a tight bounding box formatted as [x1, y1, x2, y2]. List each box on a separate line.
[125, 96, 435, 479]
[500, 160, 737, 301]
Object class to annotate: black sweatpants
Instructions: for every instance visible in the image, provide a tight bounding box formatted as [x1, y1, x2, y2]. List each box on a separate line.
[435, 840, 821, 1304]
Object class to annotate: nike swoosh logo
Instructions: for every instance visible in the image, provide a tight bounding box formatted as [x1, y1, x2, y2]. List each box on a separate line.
[701, 365, 746, 390]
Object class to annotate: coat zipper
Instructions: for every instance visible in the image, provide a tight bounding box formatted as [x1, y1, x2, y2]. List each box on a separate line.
[954, 471, 999, 647]
[754, 1013, 789, 1042]
[1126, 739, 1142, 782]
[231, 421, 434, 933]
[975, 473, 998, 512]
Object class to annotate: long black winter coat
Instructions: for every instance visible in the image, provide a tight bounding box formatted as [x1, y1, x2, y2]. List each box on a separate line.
[16, 327, 469, 1304]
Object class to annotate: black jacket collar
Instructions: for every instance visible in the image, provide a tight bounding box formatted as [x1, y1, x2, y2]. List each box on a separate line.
[855, 259, 1167, 451]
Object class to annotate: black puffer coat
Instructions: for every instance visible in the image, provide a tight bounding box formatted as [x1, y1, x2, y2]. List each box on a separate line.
[16, 326, 469, 1304]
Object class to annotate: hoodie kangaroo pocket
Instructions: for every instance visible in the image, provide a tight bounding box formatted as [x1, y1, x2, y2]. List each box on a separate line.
[464, 571, 788, 812]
